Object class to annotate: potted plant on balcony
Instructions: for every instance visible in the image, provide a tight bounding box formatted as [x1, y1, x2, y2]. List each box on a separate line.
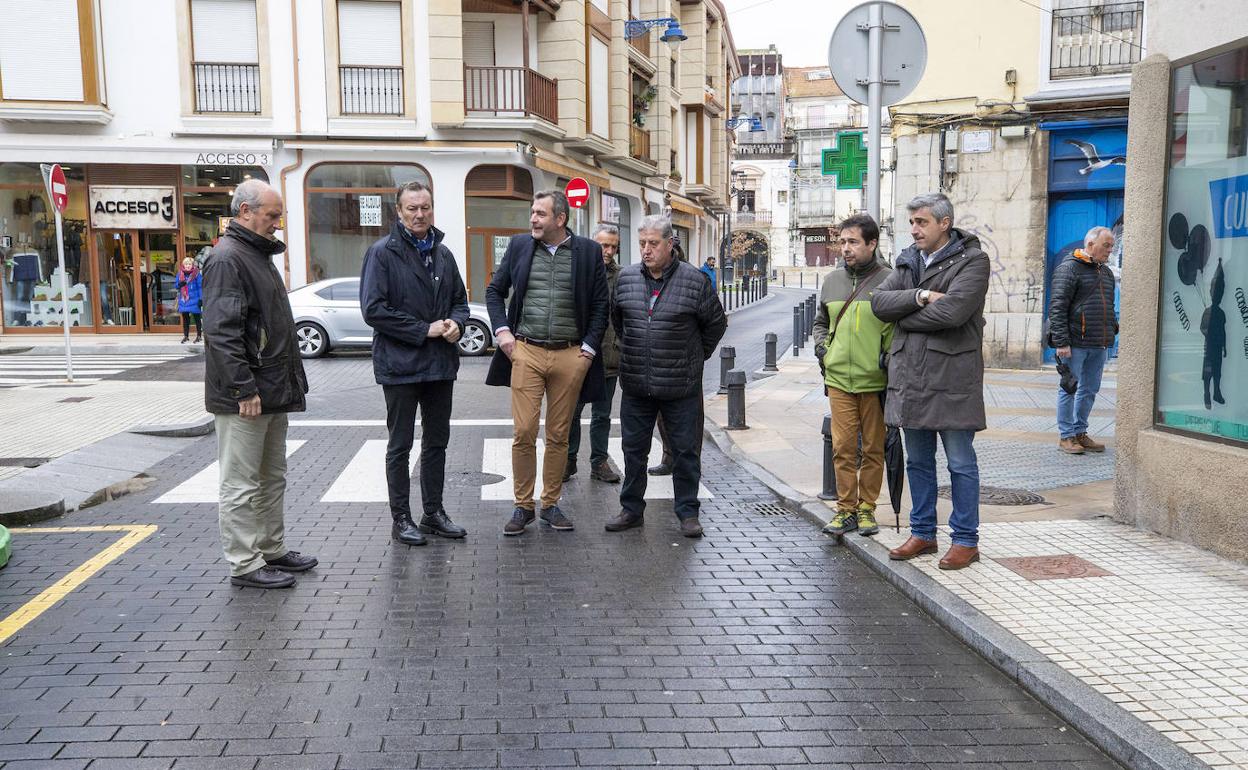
[632, 85, 657, 127]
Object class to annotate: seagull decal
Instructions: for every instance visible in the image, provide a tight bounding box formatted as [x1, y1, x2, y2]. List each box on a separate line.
[1065, 139, 1126, 175]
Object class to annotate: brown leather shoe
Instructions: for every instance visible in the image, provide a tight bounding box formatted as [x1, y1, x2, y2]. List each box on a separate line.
[1075, 433, 1105, 453]
[1059, 437, 1085, 454]
[938, 544, 980, 570]
[888, 536, 938, 561]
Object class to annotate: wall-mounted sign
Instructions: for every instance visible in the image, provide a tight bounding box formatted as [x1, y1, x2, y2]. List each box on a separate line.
[359, 194, 383, 227]
[734, 141, 794, 159]
[193, 152, 273, 166]
[89, 186, 177, 229]
[960, 129, 993, 154]
[805, 234, 828, 242]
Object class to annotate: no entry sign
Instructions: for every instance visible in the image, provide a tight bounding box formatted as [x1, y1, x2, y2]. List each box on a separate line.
[48, 164, 68, 212]
[565, 177, 590, 209]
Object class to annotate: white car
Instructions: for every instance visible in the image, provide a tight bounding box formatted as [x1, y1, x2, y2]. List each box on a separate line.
[288, 277, 494, 359]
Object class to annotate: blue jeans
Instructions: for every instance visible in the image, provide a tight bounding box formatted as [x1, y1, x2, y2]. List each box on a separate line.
[903, 428, 979, 547]
[1057, 347, 1108, 439]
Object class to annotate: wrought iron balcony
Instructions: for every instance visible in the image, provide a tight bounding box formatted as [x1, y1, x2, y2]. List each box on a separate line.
[1050, 2, 1143, 78]
[464, 66, 559, 125]
[193, 62, 261, 114]
[732, 210, 772, 226]
[340, 65, 404, 115]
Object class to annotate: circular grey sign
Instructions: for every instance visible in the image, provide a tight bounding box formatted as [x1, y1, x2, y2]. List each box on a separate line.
[827, 1, 927, 106]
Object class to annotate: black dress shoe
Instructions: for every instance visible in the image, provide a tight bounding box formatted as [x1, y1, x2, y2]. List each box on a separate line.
[265, 550, 318, 572]
[392, 515, 427, 546]
[230, 566, 295, 589]
[648, 462, 673, 476]
[562, 458, 578, 482]
[679, 516, 704, 538]
[419, 509, 467, 539]
[604, 511, 644, 532]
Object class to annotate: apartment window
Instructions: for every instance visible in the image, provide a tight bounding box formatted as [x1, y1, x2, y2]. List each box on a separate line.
[338, 0, 404, 115]
[191, 0, 260, 113]
[0, 0, 100, 103]
[590, 36, 610, 138]
[807, 105, 825, 129]
[1050, 1, 1143, 78]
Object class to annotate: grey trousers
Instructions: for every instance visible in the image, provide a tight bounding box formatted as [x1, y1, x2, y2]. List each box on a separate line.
[215, 412, 290, 576]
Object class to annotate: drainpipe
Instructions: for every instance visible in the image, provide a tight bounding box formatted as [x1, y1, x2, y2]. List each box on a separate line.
[278, 0, 304, 289]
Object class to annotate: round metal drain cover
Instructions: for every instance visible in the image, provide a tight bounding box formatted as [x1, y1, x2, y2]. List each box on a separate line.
[451, 470, 505, 486]
[751, 502, 793, 517]
[938, 485, 1045, 506]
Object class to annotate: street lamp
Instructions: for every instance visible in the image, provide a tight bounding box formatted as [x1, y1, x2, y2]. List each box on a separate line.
[624, 17, 687, 46]
[726, 114, 764, 132]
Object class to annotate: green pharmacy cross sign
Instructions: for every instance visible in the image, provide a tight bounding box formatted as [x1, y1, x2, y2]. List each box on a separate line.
[821, 131, 868, 190]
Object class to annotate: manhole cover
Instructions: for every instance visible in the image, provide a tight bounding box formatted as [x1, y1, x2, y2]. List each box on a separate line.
[751, 502, 792, 517]
[937, 485, 1045, 506]
[450, 470, 505, 486]
[0, 457, 49, 468]
[994, 554, 1113, 580]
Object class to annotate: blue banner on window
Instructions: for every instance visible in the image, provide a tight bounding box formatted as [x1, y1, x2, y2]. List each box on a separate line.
[1209, 173, 1248, 239]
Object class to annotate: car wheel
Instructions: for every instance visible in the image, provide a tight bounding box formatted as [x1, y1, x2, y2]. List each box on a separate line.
[458, 320, 490, 356]
[296, 322, 330, 359]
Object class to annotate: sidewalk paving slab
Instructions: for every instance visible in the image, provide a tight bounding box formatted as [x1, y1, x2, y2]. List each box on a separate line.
[706, 354, 1242, 770]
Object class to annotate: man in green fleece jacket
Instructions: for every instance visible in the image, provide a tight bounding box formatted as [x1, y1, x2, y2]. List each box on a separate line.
[812, 214, 894, 536]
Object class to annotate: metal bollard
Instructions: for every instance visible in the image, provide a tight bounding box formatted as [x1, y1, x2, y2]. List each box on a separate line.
[781, 271, 786, 288]
[717, 345, 736, 395]
[803, 297, 813, 339]
[818, 414, 839, 501]
[799, 271, 804, 289]
[725, 369, 748, 430]
[793, 306, 802, 353]
[721, 279, 728, 310]
[807, 295, 817, 336]
[763, 332, 778, 372]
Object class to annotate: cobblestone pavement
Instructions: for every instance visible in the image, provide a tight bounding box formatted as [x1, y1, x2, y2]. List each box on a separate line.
[0, 363, 1119, 769]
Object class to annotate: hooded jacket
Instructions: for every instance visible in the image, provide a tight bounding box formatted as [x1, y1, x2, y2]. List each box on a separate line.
[812, 255, 894, 394]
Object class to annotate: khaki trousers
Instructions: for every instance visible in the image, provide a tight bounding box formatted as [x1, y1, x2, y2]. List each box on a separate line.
[215, 412, 290, 576]
[510, 340, 591, 509]
[828, 388, 886, 514]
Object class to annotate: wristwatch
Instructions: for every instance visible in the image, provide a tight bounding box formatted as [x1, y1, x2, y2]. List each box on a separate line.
[918, 289, 932, 306]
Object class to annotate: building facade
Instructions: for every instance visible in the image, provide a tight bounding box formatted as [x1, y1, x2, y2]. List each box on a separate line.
[0, 0, 739, 335]
[889, 0, 1141, 367]
[728, 46, 792, 273]
[1118, 2, 1248, 563]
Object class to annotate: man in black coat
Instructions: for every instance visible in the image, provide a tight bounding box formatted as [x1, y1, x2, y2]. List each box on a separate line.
[484, 191, 608, 535]
[361, 181, 470, 547]
[202, 179, 316, 589]
[606, 215, 727, 538]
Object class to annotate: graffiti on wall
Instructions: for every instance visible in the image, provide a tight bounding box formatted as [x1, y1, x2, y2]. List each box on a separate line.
[956, 215, 1041, 314]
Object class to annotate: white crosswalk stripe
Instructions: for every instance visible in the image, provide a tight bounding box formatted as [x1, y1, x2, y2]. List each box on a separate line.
[154, 440, 308, 504]
[0, 353, 191, 386]
[155, 435, 710, 504]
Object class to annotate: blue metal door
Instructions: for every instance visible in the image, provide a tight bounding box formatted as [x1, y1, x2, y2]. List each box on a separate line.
[1043, 191, 1124, 363]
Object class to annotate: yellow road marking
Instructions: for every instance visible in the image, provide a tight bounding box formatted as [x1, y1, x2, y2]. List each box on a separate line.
[0, 525, 158, 645]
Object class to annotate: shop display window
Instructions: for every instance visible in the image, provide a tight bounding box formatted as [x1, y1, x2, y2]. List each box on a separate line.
[181, 165, 269, 268]
[1156, 43, 1248, 444]
[305, 163, 430, 281]
[0, 163, 92, 329]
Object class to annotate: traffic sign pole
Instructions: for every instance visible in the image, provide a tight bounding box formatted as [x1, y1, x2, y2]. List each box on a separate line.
[866, 2, 883, 223]
[41, 164, 73, 383]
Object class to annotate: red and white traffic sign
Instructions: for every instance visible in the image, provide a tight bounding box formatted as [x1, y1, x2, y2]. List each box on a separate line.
[48, 164, 68, 213]
[565, 177, 590, 209]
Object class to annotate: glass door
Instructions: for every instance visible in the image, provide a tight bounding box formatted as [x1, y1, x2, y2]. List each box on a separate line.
[466, 228, 524, 301]
[94, 231, 141, 331]
[140, 231, 183, 330]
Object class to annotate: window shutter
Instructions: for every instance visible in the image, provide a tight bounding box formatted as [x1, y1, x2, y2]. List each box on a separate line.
[462, 21, 495, 68]
[590, 37, 609, 138]
[0, 0, 85, 101]
[338, 0, 402, 66]
[191, 0, 258, 63]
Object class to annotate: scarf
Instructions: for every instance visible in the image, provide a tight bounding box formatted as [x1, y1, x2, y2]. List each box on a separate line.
[178, 265, 200, 302]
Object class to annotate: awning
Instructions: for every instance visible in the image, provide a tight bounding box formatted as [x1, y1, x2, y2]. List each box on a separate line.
[668, 196, 705, 217]
[533, 156, 611, 190]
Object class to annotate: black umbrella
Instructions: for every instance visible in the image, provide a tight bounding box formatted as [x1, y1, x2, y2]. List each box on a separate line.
[879, 391, 905, 532]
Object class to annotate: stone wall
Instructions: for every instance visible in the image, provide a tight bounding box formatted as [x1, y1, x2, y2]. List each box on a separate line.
[891, 128, 1049, 368]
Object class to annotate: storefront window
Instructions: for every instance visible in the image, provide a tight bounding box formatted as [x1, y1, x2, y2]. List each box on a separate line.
[1156, 43, 1248, 444]
[182, 165, 269, 268]
[1, 163, 92, 329]
[600, 192, 631, 264]
[306, 163, 430, 281]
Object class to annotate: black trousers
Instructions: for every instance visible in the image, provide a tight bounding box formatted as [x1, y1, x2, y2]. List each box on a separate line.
[181, 312, 202, 337]
[619, 390, 704, 520]
[383, 380, 454, 519]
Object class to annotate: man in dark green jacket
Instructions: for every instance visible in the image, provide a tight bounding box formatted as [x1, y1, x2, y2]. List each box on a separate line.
[812, 214, 893, 537]
[566, 224, 623, 483]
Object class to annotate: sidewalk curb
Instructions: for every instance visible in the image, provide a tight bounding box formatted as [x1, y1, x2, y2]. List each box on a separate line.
[129, 415, 215, 438]
[702, 421, 1208, 770]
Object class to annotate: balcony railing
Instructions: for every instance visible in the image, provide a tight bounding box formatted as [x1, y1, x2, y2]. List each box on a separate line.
[340, 65, 404, 115]
[733, 210, 772, 226]
[1051, 2, 1143, 78]
[193, 62, 261, 114]
[464, 66, 559, 125]
[630, 125, 653, 163]
[627, 19, 650, 57]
